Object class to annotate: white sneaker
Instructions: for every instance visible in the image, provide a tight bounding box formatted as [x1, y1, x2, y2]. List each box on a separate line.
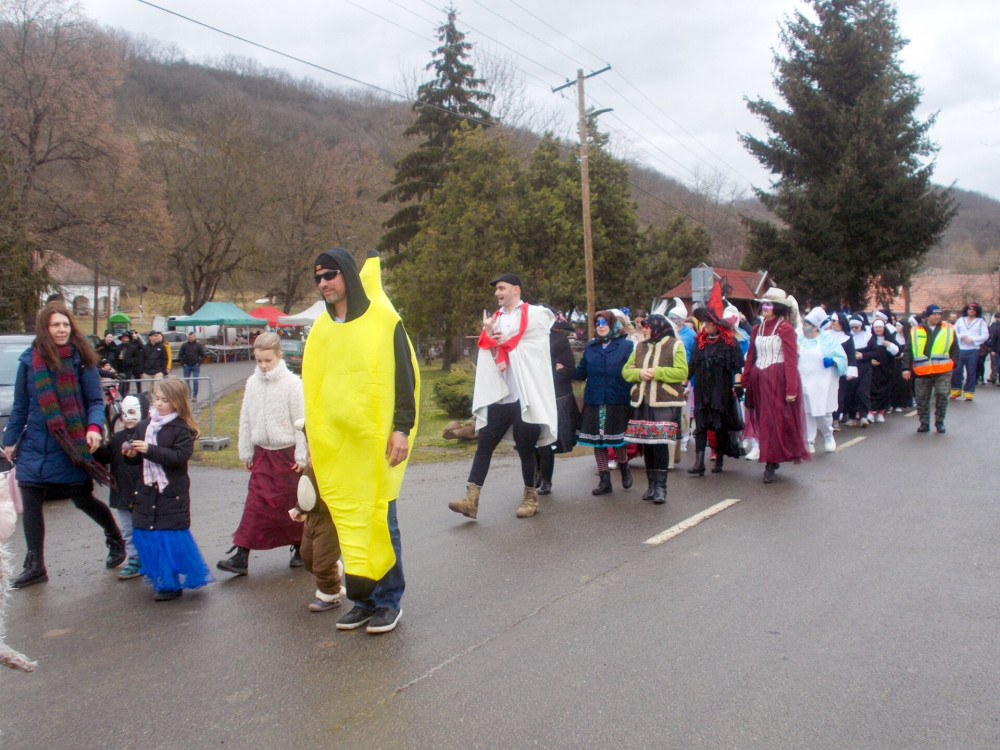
[608, 460, 617, 469]
[859, 417, 869, 428]
[808, 442, 815, 454]
[745, 446, 760, 461]
[824, 436, 837, 452]
[875, 413, 885, 423]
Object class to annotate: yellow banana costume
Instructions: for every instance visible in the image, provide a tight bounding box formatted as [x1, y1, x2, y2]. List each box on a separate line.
[302, 252, 419, 601]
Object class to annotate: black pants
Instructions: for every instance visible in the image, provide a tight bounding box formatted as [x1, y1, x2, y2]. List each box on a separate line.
[643, 443, 671, 471]
[19, 483, 121, 556]
[468, 401, 541, 487]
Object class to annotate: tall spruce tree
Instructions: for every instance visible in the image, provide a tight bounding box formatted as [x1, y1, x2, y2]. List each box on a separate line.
[377, 7, 493, 254]
[740, 0, 954, 309]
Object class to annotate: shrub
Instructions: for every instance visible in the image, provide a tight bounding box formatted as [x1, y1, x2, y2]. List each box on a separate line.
[433, 370, 474, 418]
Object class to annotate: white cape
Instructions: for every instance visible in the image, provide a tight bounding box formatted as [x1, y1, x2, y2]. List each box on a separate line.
[472, 304, 557, 446]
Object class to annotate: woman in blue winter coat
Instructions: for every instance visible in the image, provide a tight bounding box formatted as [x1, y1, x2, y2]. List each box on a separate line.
[574, 310, 635, 495]
[1, 303, 125, 589]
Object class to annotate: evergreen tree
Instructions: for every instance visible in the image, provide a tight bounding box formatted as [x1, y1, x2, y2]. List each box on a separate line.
[740, 0, 954, 309]
[629, 217, 711, 311]
[377, 6, 493, 255]
[388, 128, 520, 371]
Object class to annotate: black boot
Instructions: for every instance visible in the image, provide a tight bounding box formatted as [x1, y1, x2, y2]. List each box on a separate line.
[289, 545, 303, 568]
[106, 533, 127, 568]
[763, 462, 778, 483]
[651, 470, 668, 504]
[592, 471, 612, 495]
[12, 551, 48, 589]
[688, 450, 706, 476]
[642, 471, 656, 502]
[619, 460, 633, 489]
[217, 546, 249, 575]
[711, 454, 724, 474]
[537, 450, 554, 495]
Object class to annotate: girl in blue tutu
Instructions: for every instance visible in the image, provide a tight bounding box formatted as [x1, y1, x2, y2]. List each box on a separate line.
[124, 377, 214, 601]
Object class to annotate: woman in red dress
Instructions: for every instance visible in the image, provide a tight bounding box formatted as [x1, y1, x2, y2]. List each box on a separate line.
[742, 288, 810, 483]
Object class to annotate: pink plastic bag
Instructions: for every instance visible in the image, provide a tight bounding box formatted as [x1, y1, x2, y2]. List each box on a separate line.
[7, 466, 20, 514]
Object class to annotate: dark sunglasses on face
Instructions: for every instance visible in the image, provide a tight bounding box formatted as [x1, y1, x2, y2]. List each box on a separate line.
[314, 270, 341, 283]
[595, 318, 609, 326]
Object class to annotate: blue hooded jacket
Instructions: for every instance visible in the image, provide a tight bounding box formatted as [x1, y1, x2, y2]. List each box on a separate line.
[2, 346, 105, 485]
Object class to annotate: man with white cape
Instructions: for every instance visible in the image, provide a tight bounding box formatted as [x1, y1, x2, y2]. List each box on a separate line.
[449, 273, 557, 520]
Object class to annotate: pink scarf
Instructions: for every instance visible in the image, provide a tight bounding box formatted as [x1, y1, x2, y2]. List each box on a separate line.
[143, 410, 177, 492]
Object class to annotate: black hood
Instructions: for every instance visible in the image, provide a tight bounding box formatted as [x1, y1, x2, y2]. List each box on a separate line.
[315, 248, 370, 322]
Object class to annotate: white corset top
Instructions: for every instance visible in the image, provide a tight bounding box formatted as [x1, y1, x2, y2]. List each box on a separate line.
[755, 333, 784, 369]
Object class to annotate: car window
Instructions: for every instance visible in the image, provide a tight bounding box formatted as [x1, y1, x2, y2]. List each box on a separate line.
[0, 340, 32, 385]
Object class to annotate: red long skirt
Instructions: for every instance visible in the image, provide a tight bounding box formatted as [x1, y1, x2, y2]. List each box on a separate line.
[746, 364, 810, 465]
[232, 445, 303, 549]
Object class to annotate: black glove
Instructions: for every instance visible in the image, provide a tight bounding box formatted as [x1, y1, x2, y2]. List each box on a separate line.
[733, 385, 745, 400]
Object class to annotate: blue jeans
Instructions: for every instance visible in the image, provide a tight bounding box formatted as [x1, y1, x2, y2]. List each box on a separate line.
[182, 363, 201, 399]
[950, 349, 979, 394]
[116, 508, 138, 560]
[356, 500, 404, 611]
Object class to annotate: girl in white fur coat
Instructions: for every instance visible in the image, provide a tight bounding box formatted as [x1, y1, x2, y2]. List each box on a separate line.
[217, 333, 307, 576]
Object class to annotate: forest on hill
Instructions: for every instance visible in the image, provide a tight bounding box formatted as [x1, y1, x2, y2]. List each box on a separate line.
[4, 0, 999, 335]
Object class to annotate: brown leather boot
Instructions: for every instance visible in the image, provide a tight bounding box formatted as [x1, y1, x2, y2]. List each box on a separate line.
[516, 486, 539, 518]
[448, 483, 481, 519]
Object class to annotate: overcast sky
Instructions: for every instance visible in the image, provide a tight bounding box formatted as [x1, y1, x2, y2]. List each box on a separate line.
[84, 0, 1000, 201]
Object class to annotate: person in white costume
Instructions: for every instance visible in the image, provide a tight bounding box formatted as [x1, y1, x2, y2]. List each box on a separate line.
[798, 307, 848, 453]
[449, 273, 557, 520]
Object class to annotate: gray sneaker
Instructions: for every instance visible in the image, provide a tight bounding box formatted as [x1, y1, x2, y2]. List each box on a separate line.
[366, 607, 402, 634]
[336, 605, 374, 630]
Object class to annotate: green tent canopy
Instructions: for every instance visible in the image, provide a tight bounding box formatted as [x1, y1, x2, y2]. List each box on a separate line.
[167, 302, 263, 328]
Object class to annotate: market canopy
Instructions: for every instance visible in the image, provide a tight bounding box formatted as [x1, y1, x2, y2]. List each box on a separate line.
[249, 305, 288, 327]
[277, 300, 326, 326]
[168, 302, 263, 328]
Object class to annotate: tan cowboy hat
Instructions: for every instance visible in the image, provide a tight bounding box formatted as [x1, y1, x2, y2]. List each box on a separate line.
[755, 287, 795, 307]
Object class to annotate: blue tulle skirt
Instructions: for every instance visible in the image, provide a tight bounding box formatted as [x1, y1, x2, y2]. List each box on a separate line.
[132, 529, 215, 592]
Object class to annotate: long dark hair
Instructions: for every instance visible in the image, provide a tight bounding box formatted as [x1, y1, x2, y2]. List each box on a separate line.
[34, 302, 98, 371]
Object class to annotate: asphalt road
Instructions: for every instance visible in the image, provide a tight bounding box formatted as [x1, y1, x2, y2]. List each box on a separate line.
[3, 388, 999, 749]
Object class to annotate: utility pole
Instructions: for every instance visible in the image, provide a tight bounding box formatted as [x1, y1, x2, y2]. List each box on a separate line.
[553, 64, 611, 341]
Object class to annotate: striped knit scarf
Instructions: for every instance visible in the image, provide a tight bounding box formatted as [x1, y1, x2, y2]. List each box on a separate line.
[31, 345, 112, 487]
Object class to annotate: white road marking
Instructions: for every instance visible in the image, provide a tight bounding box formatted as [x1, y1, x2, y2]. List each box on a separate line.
[904, 409, 917, 418]
[835, 435, 866, 452]
[644, 498, 743, 546]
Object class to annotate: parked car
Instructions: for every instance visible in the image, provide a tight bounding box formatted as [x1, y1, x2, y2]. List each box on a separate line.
[280, 337, 305, 373]
[0, 333, 36, 469]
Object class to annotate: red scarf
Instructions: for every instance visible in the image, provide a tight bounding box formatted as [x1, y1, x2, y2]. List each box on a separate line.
[478, 303, 529, 372]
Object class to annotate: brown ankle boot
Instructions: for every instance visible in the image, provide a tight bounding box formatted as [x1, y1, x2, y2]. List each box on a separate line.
[448, 483, 481, 519]
[516, 486, 539, 518]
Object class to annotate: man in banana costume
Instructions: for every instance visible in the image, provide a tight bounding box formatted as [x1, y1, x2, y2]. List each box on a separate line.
[302, 248, 419, 635]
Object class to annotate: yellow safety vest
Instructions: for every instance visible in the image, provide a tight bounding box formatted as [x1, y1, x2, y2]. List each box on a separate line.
[910, 324, 955, 375]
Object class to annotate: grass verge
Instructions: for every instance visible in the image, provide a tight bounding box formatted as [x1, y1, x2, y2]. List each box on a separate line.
[189, 363, 485, 469]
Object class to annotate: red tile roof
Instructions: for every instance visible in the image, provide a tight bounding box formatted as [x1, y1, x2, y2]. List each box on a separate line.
[39, 251, 123, 287]
[663, 266, 772, 301]
[881, 271, 999, 314]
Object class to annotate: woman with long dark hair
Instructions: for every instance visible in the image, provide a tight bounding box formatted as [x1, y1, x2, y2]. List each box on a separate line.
[1, 303, 125, 588]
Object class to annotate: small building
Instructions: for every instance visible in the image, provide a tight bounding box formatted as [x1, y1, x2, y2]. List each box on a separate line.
[661, 265, 774, 320]
[880, 271, 998, 315]
[43, 251, 124, 318]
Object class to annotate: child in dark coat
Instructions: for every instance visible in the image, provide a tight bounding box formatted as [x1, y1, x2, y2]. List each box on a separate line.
[124, 378, 213, 601]
[94, 395, 147, 579]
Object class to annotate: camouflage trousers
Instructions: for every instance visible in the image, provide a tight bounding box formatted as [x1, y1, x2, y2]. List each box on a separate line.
[914, 373, 950, 427]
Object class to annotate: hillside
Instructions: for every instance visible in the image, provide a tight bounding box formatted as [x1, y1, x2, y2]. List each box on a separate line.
[99, 47, 1000, 289]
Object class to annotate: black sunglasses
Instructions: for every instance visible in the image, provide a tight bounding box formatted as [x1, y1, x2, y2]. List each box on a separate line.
[314, 270, 341, 283]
